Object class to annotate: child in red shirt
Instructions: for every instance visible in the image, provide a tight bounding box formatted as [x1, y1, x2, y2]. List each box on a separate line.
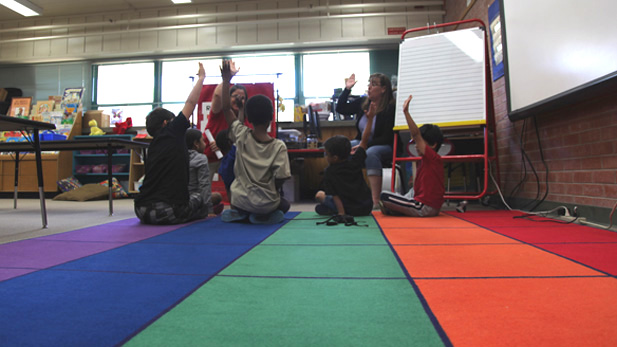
[379, 94, 445, 217]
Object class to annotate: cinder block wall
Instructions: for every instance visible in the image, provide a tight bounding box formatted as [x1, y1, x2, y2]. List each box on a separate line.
[0, 0, 443, 64]
[445, 0, 617, 212]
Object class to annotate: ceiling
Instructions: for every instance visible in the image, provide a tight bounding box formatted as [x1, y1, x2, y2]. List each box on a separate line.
[0, 0, 239, 22]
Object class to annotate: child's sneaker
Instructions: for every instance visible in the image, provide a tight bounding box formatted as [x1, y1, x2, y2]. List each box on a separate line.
[221, 209, 248, 223]
[249, 210, 285, 224]
[378, 201, 391, 215]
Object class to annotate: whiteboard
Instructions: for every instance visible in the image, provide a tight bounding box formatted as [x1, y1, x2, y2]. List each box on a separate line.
[395, 27, 486, 130]
[501, 0, 617, 121]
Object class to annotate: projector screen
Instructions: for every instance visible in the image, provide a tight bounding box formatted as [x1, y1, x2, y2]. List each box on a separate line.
[500, 0, 617, 121]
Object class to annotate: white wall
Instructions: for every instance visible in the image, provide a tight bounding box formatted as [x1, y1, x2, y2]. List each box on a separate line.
[0, 0, 444, 64]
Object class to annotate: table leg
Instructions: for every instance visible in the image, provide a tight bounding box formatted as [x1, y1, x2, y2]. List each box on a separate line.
[107, 143, 114, 216]
[32, 130, 48, 228]
[13, 151, 20, 209]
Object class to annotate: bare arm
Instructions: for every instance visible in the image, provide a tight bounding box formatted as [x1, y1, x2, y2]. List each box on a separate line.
[210, 60, 239, 114]
[181, 62, 205, 120]
[403, 95, 427, 155]
[220, 60, 237, 126]
[358, 102, 376, 150]
[333, 195, 346, 216]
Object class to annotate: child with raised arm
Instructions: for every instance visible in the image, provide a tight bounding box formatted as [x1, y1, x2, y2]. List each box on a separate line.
[314, 103, 375, 218]
[379, 95, 445, 217]
[219, 59, 291, 224]
[134, 62, 210, 225]
[185, 128, 224, 216]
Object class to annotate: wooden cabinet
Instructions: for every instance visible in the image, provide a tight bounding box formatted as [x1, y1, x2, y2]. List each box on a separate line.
[0, 113, 81, 193]
[128, 140, 149, 194]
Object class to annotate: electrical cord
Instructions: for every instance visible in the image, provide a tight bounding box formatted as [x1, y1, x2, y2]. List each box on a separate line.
[528, 116, 550, 211]
[508, 118, 542, 210]
[488, 161, 575, 223]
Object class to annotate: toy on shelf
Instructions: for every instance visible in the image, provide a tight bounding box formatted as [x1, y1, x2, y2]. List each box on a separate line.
[89, 119, 105, 136]
[111, 109, 123, 125]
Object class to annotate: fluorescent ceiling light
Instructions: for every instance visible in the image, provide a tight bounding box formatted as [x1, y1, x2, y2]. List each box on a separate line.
[0, 0, 42, 16]
[171, 0, 192, 4]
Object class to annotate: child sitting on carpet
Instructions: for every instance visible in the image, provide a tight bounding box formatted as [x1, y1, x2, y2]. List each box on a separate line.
[185, 128, 224, 216]
[215, 129, 236, 201]
[219, 59, 291, 224]
[134, 62, 210, 225]
[314, 103, 374, 218]
[379, 94, 444, 217]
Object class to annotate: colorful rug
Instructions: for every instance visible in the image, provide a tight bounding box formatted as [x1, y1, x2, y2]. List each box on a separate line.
[1, 209, 616, 346]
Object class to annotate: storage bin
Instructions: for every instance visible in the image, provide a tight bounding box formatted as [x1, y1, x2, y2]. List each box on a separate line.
[91, 164, 107, 173]
[75, 165, 92, 174]
[39, 131, 67, 141]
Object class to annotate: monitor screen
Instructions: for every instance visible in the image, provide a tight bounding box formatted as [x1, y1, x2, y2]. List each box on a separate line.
[306, 105, 322, 140]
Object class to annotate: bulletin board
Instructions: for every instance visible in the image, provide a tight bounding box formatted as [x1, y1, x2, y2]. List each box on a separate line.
[394, 27, 487, 130]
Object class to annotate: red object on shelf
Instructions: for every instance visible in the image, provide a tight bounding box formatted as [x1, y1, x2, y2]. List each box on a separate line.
[91, 164, 107, 173]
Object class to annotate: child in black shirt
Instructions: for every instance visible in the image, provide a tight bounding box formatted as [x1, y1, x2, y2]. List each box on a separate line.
[314, 103, 376, 217]
[134, 62, 208, 224]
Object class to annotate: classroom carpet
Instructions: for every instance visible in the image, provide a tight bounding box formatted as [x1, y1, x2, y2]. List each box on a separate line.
[1, 210, 616, 346]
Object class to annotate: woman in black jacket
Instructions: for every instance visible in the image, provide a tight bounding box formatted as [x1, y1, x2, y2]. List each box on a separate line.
[336, 73, 395, 209]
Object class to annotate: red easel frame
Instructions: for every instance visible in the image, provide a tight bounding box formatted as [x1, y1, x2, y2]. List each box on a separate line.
[391, 19, 500, 201]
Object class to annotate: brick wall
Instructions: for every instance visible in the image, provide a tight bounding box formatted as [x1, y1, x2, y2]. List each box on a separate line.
[445, 0, 617, 210]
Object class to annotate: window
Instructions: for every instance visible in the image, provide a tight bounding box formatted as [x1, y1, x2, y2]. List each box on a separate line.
[160, 54, 296, 122]
[225, 54, 296, 122]
[96, 62, 154, 126]
[93, 51, 369, 126]
[302, 51, 370, 101]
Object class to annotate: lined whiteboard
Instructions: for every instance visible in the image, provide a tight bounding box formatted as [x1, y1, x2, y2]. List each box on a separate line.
[395, 27, 486, 130]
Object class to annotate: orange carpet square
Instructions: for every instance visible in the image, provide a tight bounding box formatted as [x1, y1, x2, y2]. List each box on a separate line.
[373, 212, 473, 229]
[416, 277, 617, 346]
[382, 226, 517, 245]
[394, 243, 603, 278]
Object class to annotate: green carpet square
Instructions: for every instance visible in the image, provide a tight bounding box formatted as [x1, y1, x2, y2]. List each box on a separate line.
[265, 212, 386, 245]
[219, 244, 405, 278]
[127, 276, 445, 346]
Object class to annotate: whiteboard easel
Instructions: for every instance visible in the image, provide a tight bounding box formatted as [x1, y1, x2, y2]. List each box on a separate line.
[395, 27, 487, 130]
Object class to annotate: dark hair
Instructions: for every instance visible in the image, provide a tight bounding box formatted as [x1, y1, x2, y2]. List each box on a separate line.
[362, 73, 394, 114]
[215, 129, 232, 153]
[323, 135, 351, 161]
[145, 107, 174, 137]
[245, 94, 273, 126]
[185, 128, 203, 150]
[230, 84, 247, 98]
[420, 124, 444, 153]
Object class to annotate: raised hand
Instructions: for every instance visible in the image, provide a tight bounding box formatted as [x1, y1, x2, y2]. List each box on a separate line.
[403, 94, 413, 114]
[229, 60, 240, 77]
[345, 73, 357, 90]
[366, 102, 377, 119]
[220, 59, 232, 82]
[196, 62, 205, 80]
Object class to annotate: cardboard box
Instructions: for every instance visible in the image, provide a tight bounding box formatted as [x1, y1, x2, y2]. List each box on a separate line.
[83, 110, 110, 128]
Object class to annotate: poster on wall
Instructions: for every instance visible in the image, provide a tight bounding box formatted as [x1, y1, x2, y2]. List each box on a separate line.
[488, 0, 504, 81]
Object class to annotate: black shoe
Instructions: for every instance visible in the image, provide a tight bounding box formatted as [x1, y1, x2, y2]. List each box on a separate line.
[315, 204, 336, 216]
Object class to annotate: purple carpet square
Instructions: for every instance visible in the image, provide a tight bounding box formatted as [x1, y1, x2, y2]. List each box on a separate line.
[0, 239, 124, 269]
[40, 218, 189, 243]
